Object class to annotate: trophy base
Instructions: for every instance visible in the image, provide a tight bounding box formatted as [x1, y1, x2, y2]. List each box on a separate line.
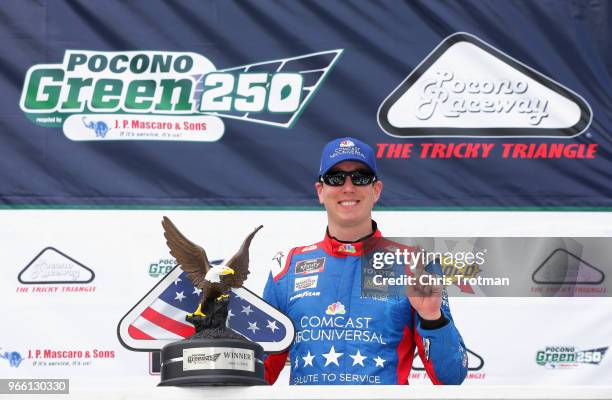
[159, 338, 267, 387]
[159, 374, 267, 387]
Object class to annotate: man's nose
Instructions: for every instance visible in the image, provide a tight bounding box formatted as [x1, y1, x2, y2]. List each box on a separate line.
[341, 178, 356, 192]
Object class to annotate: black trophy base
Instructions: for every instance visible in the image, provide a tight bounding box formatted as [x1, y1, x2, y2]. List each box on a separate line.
[159, 338, 267, 387]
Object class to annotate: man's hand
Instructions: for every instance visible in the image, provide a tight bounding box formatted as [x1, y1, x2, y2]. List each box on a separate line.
[406, 259, 443, 320]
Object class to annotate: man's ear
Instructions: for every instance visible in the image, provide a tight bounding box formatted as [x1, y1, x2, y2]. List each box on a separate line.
[315, 182, 324, 204]
[373, 180, 383, 203]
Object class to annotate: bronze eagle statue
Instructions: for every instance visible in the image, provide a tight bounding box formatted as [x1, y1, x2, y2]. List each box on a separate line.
[161, 216, 263, 323]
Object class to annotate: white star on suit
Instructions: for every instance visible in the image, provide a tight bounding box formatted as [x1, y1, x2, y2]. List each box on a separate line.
[241, 305, 253, 316]
[192, 287, 202, 296]
[322, 346, 343, 367]
[174, 291, 186, 302]
[173, 277, 182, 285]
[374, 355, 386, 367]
[266, 320, 279, 333]
[302, 351, 315, 367]
[349, 350, 367, 367]
[247, 322, 259, 334]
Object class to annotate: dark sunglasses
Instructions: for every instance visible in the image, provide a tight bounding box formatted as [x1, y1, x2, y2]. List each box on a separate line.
[319, 170, 377, 186]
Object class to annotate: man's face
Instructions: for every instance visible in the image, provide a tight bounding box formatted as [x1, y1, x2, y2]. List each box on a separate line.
[315, 161, 383, 229]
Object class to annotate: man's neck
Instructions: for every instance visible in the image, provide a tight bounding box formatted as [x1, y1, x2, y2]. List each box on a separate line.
[327, 221, 375, 242]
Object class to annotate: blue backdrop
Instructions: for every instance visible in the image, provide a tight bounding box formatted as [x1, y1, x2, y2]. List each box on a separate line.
[1, 0, 610, 208]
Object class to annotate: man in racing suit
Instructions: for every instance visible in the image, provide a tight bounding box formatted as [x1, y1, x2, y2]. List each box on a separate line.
[263, 137, 468, 385]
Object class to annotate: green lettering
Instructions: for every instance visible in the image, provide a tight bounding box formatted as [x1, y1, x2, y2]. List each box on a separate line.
[155, 79, 193, 111]
[109, 55, 129, 73]
[89, 55, 108, 72]
[66, 53, 87, 71]
[91, 79, 122, 109]
[150, 55, 172, 73]
[125, 80, 156, 110]
[24, 68, 64, 110]
[130, 55, 150, 74]
[174, 55, 193, 73]
[61, 77, 93, 110]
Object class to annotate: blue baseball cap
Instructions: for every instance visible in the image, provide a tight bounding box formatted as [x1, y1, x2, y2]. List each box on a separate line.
[318, 137, 377, 176]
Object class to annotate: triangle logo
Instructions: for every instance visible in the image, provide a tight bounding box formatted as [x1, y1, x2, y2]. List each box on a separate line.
[117, 263, 294, 353]
[378, 32, 592, 138]
[412, 346, 484, 371]
[532, 248, 605, 285]
[444, 239, 458, 252]
[18, 247, 94, 284]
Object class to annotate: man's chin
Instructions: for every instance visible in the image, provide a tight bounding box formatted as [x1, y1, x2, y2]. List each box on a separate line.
[335, 212, 365, 226]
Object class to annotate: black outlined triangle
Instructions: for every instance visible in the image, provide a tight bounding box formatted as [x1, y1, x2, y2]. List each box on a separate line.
[532, 248, 605, 285]
[444, 240, 458, 252]
[413, 347, 484, 371]
[378, 32, 592, 138]
[117, 263, 294, 353]
[18, 247, 94, 284]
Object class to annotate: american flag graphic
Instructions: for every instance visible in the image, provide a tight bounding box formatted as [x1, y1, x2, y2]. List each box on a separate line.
[118, 265, 294, 353]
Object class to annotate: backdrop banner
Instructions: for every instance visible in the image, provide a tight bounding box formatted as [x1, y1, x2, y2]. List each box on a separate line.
[0, 0, 610, 208]
[1, 210, 611, 387]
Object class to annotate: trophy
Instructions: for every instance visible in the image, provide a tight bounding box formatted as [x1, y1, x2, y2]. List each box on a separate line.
[158, 217, 267, 386]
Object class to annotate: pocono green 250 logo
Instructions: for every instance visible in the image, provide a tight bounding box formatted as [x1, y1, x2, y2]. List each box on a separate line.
[535, 346, 608, 369]
[20, 50, 342, 142]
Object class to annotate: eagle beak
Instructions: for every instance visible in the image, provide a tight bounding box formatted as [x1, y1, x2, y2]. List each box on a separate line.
[221, 267, 235, 276]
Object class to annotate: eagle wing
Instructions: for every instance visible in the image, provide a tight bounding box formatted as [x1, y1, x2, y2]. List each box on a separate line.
[224, 225, 263, 288]
[161, 216, 211, 290]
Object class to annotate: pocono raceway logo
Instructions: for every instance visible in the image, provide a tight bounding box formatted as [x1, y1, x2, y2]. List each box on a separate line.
[20, 49, 342, 142]
[1, 347, 115, 368]
[531, 248, 606, 295]
[16, 247, 96, 294]
[377, 33, 597, 160]
[536, 346, 608, 369]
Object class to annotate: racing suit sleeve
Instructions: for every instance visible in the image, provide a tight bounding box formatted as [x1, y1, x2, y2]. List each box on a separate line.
[413, 262, 468, 385]
[262, 271, 289, 384]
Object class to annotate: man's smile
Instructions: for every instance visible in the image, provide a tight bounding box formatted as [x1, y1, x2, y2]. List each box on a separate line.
[339, 200, 359, 207]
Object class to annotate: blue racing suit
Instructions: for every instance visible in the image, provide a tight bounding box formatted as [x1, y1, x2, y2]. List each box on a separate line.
[263, 224, 468, 385]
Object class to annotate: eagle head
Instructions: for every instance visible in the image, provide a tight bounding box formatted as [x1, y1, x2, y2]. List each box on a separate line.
[205, 264, 235, 283]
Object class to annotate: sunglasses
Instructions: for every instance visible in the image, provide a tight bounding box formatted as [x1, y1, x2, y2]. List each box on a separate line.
[319, 170, 377, 186]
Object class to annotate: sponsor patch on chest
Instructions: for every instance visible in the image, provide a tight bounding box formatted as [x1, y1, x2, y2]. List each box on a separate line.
[294, 275, 319, 291]
[294, 257, 325, 275]
[289, 290, 321, 302]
